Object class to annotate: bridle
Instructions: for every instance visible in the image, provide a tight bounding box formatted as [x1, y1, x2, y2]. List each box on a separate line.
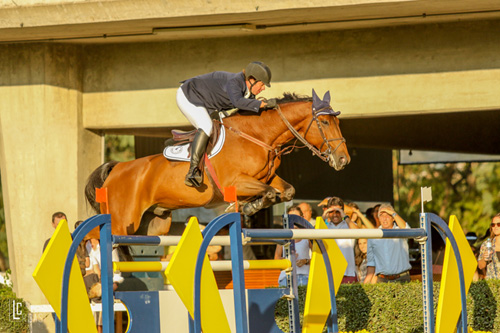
[275, 104, 346, 164]
[218, 102, 346, 181]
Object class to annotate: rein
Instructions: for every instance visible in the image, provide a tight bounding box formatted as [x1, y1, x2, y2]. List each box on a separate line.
[219, 121, 277, 153]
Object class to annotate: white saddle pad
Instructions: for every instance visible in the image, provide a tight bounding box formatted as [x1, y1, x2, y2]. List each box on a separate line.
[163, 125, 226, 162]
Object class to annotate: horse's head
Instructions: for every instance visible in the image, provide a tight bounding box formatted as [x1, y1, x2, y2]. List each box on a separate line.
[276, 90, 350, 171]
[307, 89, 350, 170]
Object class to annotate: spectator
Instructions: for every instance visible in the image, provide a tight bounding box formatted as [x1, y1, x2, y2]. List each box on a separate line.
[478, 213, 500, 280]
[74, 221, 90, 275]
[298, 202, 316, 226]
[371, 204, 381, 228]
[43, 211, 67, 252]
[323, 196, 359, 283]
[286, 205, 303, 217]
[276, 206, 311, 286]
[87, 238, 102, 278]
[364, 203, 412, 283]
[354, 239, 369, 283]
[365, 207, 377, 227]
[372, 204, 381, 228]
[318, 197, 331, 222]
[86, 237, 124, 333]
[42, 211, 67, 324]
[346, 202, 375, 229]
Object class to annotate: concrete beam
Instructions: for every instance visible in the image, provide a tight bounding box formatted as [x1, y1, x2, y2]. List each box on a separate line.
[1, 0, 500, 42]
[82, 19, 500, 129]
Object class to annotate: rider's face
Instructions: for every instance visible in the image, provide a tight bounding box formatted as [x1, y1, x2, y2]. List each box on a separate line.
[248, 79, 266, 95]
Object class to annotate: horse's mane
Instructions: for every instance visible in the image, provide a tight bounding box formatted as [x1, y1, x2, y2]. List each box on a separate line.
[276, 92, 312, 104]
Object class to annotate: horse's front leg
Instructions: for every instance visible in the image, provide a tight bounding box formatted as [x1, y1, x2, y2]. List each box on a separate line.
[268, 175, 295, 203]
[232, 174, 277, 216]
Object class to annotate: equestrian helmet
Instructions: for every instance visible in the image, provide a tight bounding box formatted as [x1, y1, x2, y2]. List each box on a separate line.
[245, 61, 272, 87]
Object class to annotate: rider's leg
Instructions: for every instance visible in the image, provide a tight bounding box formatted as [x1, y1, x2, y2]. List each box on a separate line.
[185, 129, 210, 187]
[176, 87, 213, 187]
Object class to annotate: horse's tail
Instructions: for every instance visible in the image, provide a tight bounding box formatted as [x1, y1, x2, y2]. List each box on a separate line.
[85, 161, 119, 214]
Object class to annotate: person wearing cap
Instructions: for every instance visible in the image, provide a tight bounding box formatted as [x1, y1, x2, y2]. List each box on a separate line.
[176, 61, 275, 187]
[364, 203, 412, 283]
[322, 196, 360, 283]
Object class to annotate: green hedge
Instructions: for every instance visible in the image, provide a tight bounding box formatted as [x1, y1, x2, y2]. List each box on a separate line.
[275, 280, 500, 332]
[0, 280, 30, 333]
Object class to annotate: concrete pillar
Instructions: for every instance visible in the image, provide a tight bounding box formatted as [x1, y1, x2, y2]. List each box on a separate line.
[0, 43, 102, 306]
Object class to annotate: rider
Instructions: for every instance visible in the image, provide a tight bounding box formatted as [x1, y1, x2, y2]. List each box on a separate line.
[177, 61, 277, 187]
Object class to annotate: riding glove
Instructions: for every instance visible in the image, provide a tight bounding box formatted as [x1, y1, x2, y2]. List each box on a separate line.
[266, 98, 278, 109]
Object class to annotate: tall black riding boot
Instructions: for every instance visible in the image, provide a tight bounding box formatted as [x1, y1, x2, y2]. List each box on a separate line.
[185, 129, 210, 187]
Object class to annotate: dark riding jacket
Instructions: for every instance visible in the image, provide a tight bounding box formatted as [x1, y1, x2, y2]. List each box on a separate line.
[181, 71, 261, 114]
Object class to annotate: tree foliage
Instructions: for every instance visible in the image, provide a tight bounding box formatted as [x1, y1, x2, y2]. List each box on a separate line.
[104, 134, 135, 162]
[394, 152, 500, 240]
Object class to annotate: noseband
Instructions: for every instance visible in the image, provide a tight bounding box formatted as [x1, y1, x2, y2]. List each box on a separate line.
[276, 105, 346, 163]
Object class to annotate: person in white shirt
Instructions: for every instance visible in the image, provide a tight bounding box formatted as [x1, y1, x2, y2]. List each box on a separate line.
[275, 205, 312, 286]
[298, 202, 316, 226]
[323, 196, 359, 284]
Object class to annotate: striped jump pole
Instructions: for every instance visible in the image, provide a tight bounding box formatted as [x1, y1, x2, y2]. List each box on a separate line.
[113, 259, 291, 273]
[112, 234, 282, 246]
[242, 227, 427, 240]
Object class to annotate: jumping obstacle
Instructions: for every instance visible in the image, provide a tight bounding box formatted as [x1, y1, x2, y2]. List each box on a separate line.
[33, 209, 476, 333]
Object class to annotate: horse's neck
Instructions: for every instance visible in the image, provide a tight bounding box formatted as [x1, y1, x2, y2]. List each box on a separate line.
[226, 103, 309, 147]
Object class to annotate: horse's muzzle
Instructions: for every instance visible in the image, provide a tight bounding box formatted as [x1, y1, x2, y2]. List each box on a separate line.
[328, 153, 350, 171]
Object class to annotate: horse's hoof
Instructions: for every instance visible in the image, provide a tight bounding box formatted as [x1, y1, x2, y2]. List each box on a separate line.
[242, 198, 263, 216]
[242, 205, 257, 216]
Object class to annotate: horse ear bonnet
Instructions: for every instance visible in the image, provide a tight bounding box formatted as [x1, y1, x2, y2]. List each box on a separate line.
[322, 91, 331, 104]
[312, 89, 340, 116]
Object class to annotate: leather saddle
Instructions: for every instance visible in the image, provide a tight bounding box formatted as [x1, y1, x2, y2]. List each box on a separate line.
[164, 120, 222, 155]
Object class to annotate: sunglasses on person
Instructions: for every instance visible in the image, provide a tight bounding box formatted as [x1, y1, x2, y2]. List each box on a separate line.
[491, 222, 500, 228]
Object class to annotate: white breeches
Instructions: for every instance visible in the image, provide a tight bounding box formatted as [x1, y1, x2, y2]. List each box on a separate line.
[176, 87, 213, 136]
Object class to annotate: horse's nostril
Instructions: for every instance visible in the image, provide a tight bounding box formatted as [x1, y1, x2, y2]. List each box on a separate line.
[339, 157, 346, 165]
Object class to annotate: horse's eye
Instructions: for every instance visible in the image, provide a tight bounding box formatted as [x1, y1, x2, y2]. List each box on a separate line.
[321, 120, 329, 126]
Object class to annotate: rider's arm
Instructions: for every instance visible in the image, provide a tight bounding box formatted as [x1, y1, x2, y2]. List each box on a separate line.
[226, 76, 262, 112]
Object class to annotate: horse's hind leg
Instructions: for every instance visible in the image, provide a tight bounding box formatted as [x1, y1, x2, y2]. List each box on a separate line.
[147, 210, 172, 236]
[134, 207, 172, 236]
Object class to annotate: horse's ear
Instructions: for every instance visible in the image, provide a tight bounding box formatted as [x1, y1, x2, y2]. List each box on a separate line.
[312, 89, 320, 105]
[322, 91, 331, 104]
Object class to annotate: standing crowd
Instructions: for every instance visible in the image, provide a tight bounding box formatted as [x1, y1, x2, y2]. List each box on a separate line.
[274, 196, 413, 285]
[277, 197, 500, 286]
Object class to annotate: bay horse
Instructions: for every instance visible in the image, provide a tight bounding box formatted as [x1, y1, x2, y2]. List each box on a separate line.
[85, 90, 350, 237]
